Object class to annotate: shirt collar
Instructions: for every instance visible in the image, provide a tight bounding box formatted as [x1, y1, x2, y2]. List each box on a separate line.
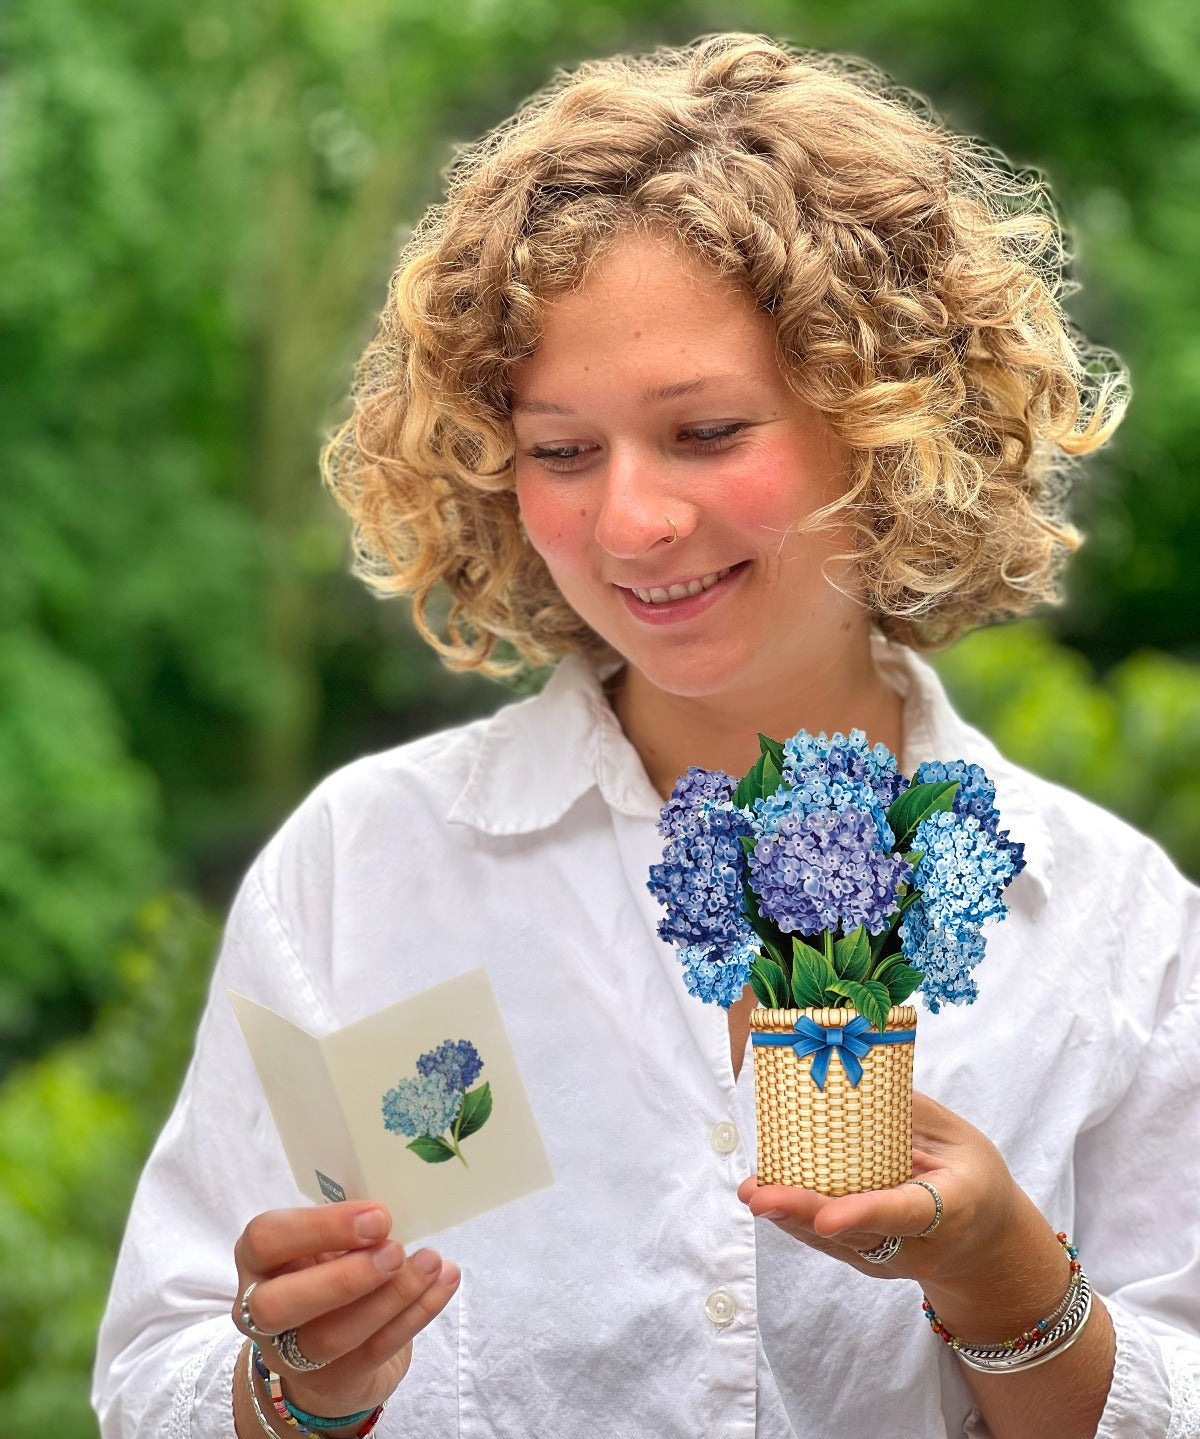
[446, 631, 1053, 909]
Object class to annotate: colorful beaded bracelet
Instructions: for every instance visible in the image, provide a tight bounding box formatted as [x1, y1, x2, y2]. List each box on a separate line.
[921, 1230, 1083, 1356]
[250, 1343, 384, 1436]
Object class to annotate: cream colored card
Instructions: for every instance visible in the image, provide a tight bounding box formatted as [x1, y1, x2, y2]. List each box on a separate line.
[229, 966, 555, 1245]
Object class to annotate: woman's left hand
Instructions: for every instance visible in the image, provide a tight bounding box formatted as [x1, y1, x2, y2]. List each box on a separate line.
[737, 1087, 1019, 1290]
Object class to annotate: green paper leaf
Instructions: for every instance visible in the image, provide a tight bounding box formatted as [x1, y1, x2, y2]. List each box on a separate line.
[748, 965, 773, 1008]
[733, 753, 766, 811]
[879, 962, 925, 1006]
[791, 936, 837, 1007]
[886, 780, 959, 850]
[738, 833, 757, 856]
[750, 954, 789, 1008]
[454, 1081, 493, 1141]
[827, 979, 891, 1037]
[757, 733, 785, 768]
[833, 925, 871, 982]
[406, 1136, 457, 1163]
[761, 752, 784, 800]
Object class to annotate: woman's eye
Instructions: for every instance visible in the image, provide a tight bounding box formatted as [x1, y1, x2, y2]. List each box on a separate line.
[525, 423, 748, 472]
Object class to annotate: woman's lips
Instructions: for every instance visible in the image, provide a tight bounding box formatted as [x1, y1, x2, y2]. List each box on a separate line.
[615, 560, 751, 625]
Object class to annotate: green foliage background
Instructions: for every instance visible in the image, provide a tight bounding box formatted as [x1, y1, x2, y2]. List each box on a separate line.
[1, 0, 1197, 1429]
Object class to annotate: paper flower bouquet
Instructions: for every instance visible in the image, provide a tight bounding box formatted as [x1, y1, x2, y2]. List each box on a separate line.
[647, 729, 1024, 1193]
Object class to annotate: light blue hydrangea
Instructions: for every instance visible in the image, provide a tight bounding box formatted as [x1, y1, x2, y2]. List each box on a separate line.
[908, 810, 1016, 930]
[900, 808, 1019, 1011]
[897, 904, 987, 1013]
[381, 1074, 463, 1138]
[747, 801, 912, 936]
[677, 939, 758, 1008]
[914, 758, 1027, 878]
[417, 1038, 483, 1094]
[774, 728, 907, 848]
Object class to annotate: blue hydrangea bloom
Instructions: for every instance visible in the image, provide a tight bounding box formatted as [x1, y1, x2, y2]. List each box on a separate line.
[776, 728, 907, 847]
[899, 808, 1019, 1011]
[655, 765, 741, 840]
[648, 776, 757, 958]
[908, 810, 1016, 930]
[649, 764, 763, 1009]
[897, 904, 987, 1013]
[381, 1074, 463, 1138]
[417, 1038, 483, 1094]
[678, 940, 758, 1008]
[747, 801, 911, 936]
[914, 758, 1026, 879]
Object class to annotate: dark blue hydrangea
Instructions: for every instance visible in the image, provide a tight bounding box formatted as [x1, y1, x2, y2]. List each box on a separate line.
[899, 809, 1020, 1011]
[381, 1074, 463, 1138]
[747, 799, 912, 936]
[416, 1038, 484, 1094]
[649, 765, 762, 1009]
[655, 765, 741, 840]
[914, 758, 1026, 879]
[775, 728, 908, 848]
[648, 779, 756, 958]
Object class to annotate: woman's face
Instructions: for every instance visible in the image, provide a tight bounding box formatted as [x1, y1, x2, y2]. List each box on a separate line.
[510, 229, 864, 700]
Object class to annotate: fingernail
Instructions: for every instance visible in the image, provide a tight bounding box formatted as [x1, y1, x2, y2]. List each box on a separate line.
[372, 1242, 407, 1273]
[758, 1209, 787, 1221]
[438, 1260, 460, 1285]
[355, 1209, 388, 1242]
[412, 1249, 443, 1275]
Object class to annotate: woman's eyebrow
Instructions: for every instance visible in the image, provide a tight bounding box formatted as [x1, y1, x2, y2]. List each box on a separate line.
[511, 373, 743, 417]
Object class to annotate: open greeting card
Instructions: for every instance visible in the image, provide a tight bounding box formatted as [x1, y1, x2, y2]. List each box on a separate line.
[229, 966, 555, 1245]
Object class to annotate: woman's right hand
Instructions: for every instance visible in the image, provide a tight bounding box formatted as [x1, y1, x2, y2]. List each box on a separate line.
[231, 1200, 460, 1427]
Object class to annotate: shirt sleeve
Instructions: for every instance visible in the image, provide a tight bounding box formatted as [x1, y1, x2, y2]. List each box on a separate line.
[961, 850, 1200, 1439]
[91, 858, 331, 1438]
[1069, 850, 1200, 1439]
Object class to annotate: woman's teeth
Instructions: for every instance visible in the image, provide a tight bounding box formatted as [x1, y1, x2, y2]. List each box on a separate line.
[632, 565, 734, 605]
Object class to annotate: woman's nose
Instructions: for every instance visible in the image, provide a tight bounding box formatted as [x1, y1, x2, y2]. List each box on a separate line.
[593, 452, 693, 558]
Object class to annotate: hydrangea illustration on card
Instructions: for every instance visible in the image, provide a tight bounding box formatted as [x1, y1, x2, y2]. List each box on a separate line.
[648, 730, 1024, 1195]
[381, 1038, 492, 1167]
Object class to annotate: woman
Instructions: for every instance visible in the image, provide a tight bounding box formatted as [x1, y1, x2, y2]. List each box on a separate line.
[93, 33, 1200, 1439]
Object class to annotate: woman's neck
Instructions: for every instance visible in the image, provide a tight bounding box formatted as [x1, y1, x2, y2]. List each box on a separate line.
[606, 637, 906, 803]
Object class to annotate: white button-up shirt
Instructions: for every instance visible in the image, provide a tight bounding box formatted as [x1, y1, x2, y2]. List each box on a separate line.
[93, 631, 1200, 1439]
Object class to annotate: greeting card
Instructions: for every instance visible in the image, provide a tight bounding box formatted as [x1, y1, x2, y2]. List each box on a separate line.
[230, 966, 555, 1243]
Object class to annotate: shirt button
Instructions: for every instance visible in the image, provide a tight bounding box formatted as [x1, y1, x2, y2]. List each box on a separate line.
[710, 1121, 739, 1155]
[704, 1289, 737, 1326]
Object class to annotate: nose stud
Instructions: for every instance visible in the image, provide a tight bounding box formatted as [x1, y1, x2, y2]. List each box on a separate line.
[663, 515, 678, 544]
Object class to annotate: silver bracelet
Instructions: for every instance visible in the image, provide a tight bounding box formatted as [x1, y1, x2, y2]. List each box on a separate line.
[951, 1268, 1084, 1360]
[244, 1340, 288, 1438]
[953, 1273, 1094, 1373]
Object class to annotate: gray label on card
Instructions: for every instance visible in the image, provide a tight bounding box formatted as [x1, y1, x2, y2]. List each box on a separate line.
[316, 1170, 347, 1203]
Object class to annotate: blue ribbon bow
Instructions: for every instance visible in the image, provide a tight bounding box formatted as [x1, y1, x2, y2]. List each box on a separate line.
[751, 1015, 918, 1090]
[790, 1014, 876, 1090]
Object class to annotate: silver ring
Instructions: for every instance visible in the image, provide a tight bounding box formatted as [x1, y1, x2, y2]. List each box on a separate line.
[275, 1326, 329, 1373]
[856, 1233, 904, 1264]
[237, 1281, 280, 1340]
[906, 1178, 944, 1237]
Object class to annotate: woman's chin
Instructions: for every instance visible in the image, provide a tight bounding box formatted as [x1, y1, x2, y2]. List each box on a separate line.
[618, 639, 754, 700]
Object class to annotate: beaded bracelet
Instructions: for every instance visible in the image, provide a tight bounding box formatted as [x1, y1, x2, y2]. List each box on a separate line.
[921, 1231, 1090, 1373]
[953, 1276, 1094, 1374]
[250, 1343, 384, 1437]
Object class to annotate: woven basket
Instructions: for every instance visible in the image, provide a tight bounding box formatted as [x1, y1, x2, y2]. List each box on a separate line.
[751, 1004, 917, 1195]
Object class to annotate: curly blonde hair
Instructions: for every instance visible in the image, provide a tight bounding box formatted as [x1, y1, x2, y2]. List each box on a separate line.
[321, 32, 1129, 679]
